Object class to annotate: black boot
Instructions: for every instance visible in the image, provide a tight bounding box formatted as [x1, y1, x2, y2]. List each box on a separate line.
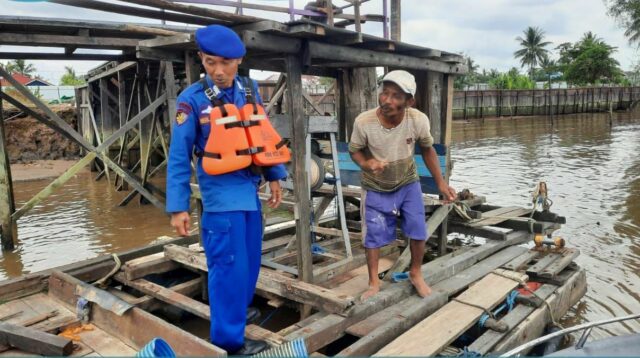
[231, 339, 269, 356]
[246, 307, 261, 324]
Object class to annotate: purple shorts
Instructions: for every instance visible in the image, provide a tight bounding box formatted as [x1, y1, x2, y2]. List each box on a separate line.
[361, 181, 427, 249]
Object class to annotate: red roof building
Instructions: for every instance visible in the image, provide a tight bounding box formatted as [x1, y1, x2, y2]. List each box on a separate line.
[0, 72, 52, 87]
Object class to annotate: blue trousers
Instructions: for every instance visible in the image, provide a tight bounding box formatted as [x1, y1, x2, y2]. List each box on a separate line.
[201, 210, 263, 352]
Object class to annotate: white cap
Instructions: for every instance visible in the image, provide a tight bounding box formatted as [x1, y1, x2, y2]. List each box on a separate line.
[382, 70, 416, 97]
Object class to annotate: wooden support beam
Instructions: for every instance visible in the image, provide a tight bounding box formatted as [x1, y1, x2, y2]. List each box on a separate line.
[308, 42, 467, 74]
[122, 253, 180, 281]
[164, 244, 355, 314]
[285, 54, 314, 284]
[0, 32, 139, 49]
[0, 88, 17, 250]
[0, 52, 123, 61]
[390, 0, 401, 41]
[114, 273, 210, 320]
[48, 0, 218, 26]
[337, 67, 377, 141]
[48, 271, 224, 356]
[0, 322, 73, 356]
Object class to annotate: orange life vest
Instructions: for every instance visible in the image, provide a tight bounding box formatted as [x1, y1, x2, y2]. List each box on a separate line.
[198, 78, 290, 176]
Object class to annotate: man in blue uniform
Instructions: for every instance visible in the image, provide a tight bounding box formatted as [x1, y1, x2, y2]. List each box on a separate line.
[166, 24, 287, 355]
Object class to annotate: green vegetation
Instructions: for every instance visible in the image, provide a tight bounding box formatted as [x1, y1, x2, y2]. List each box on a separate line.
[514, 26, 552, 78]
[59, 66, 86, 86]
[557, 32, 623, 85]
[3, 59, 37, 77]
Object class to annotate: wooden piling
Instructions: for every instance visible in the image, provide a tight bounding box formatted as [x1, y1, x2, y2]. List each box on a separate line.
[0, 85, 17, 250]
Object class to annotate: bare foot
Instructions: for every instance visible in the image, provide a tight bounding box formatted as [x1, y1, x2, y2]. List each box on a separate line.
[360, 285, 380, 301]
[409, 272, 432, 298]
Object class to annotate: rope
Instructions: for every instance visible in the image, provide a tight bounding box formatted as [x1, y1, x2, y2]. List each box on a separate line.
[451, 297, 494, 319]
[92, 254, 121, 289]
[478, 290, 519, 328]
[491, 270, 563, 329]
[456, 347, 481, 357]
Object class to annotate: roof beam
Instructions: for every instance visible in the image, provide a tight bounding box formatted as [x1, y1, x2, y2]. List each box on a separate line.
[0, 33, 140, 49]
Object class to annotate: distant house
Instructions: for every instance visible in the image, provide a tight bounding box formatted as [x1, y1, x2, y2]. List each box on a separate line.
[0, 72, 52, 87]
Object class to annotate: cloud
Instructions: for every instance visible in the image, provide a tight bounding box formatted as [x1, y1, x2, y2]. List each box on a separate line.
[0, 0, 637, 82]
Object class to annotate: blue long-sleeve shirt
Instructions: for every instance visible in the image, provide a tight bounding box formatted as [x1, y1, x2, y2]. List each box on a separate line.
[166, 75, 288, 213]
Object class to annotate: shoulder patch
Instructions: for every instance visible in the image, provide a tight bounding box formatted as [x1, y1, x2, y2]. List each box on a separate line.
[175, 102, 192, 126]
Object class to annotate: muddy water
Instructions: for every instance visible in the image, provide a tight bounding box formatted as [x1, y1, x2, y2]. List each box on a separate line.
[0, 112, 638, 340]
[0, 174, 176, 279]
[450, 112, 640, 339]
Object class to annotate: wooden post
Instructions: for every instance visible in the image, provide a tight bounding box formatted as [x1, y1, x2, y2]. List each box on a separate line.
[285, 54, 313, 285]
[514, 90, 519, 116]
[390, 0, 401, 41]
[353, 0, 362, 33]
[325, 0, 334, 26]
[338, 68, 377, 141]
[184, 51, 200, 86]
[0, 86, 17, 250]
[463, 90, 467, 120]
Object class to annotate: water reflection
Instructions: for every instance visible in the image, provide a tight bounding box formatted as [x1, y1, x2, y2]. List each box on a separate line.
[450, 112, 640, 338]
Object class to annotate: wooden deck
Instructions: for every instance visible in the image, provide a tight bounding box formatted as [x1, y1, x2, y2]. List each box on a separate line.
[0, 193, 585, 356]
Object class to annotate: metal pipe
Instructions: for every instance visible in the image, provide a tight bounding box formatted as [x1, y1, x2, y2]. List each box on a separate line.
[500, 313, 640, 356]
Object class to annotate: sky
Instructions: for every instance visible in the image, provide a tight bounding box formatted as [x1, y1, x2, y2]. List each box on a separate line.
[1, 0, 637, 84]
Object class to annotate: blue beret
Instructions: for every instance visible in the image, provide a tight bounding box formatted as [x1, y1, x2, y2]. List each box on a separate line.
[195, 25, 246, 59]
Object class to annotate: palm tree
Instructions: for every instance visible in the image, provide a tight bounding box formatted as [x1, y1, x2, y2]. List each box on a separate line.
[6, 60, 36, 77]
[514, 26, 552, 78]
[539, 56, 557, 88]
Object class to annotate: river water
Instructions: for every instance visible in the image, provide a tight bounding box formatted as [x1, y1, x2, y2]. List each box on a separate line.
[450, 112, 640, 339]
[0, 112, 638, 339]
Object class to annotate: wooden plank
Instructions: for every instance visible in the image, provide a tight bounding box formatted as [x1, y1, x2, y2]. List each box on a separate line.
[78, 326, 137, 356]
[338, 247, 528, 356]
[448, 223, 509, 241]
[490, 268, 587, 355]
[469, 206, 532, 227]
[526, 252, 562, 275]
[467, 284, 559, 355]
[0, 321, 73, 356]
[384, 204, 452, 280]
[375, 271, 528, 356]
[113, 273, 210, 320]
[48, 271, 225, 356]
[539, 248, 580, 278]
[502, 250, 540, 271]
[122, 253, 179, 280]
[164, 245, 356, 314]
[285, 233, 531, 353]
[245, 325, 285, 347]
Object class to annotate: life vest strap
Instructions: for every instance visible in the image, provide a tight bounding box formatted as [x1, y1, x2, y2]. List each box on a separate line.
[237, 147, 264, 156]
[224, 120, 261, 129]
[275, 139, 289, 149]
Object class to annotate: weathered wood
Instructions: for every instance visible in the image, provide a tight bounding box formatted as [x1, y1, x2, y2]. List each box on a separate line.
[164, 244, 355, 314]
[245, 325, 285, 347]
[526, 252, 563, 275]
[129, 277, 203, 312]
[114, 273, 210, 320]
[390, 0, 401, 41]
[122, 253, 179, 281]
[467, 283, 559, 354]
[285, 233, 530, 352]
[490, 268, 587, 355]
[502, 250, 540, 271]
[285, 54, 314, 285]
[539, 248, 580, 278]
[48, 271, 225, 356]
[0, 322, 73, 356]
[0, 89, 16, 250]
[376, 271, 528, 356]
[309, 42, 467, 74]
[449, 223, 508, 241]
[0, 32, 140, 49]
[49, 0, 216, 26]
[384, 204, 452, 280]
[338, 67, 377, 140]
[469, 206, 532, 227]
